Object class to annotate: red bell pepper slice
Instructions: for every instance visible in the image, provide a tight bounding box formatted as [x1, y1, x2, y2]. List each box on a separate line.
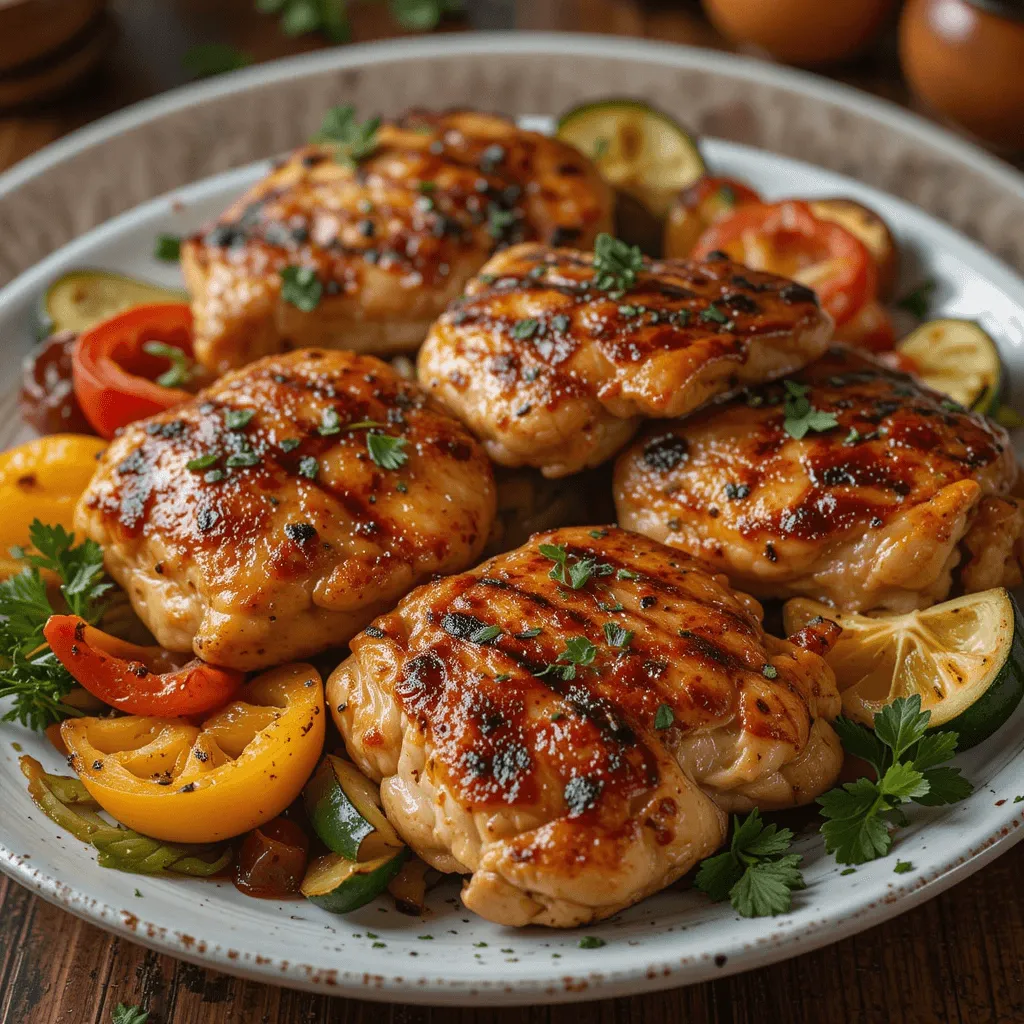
[72, 303, 195, 439]
[44, 614, 242, 717]
[692, 200, 877, 327]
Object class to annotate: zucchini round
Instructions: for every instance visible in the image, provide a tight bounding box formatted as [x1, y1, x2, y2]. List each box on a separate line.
[44, 270, 187, 334]
[302, 848, 409, 914]
[303, 754, 403, 861]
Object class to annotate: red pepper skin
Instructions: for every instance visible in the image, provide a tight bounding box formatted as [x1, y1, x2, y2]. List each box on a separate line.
[72, 303, 194, 439]
[44, 614, 242, 717]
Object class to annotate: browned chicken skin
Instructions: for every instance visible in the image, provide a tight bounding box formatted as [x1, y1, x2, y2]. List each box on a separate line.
[615, 345, 1021, 611]
[182, 111, 613, 374]
[75, 349, 496, 670]
[417, 245, 833, 477]
[328, 526, 841, 927]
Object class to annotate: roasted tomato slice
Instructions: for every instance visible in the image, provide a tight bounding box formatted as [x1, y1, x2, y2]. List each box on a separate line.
[44, 614, 243, 717]
[664, 175, 761, 259]
[71, 303, 195, 439]
[833, 299, 897, 353]
[692, 200, 877, 326]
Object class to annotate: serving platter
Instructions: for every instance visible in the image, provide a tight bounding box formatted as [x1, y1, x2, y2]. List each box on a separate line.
[1, 113, 1024, 1004]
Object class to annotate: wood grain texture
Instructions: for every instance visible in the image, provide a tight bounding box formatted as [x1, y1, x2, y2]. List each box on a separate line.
[2, 3, 1024, 1023]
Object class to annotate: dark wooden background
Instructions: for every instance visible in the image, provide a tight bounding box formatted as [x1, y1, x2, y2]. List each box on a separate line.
[1, 2, 1023, 1022]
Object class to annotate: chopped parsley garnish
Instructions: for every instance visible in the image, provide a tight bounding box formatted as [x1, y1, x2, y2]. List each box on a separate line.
[224, 408, 255, 430]
[280, 265, 323, 311]
[654, 703, 674, 730]
[761, 664, 778, 680]
[469, 624, 503, 644]
[141, 341, 195, 388]
[494, 673, 511, 682]
[782, 379, 838, 440]
[0, 522, 111, 730]
[319, 409, 341, 435]
[538, 543, 610, 589]
[591, 233, 643, 292]
[695, 809, 805, 918]
[367, 432, 408, 470]
[280, 437, 302, 452]
[515, 627, 542, 639]
[578, 936, 606, 949]
[896, 279, 936, 319]
[699, 303, 729, 326]
[536, 636, 597, 681]
[616, 568, 639, 581]
[894, 860, 914, 874]
[111, 1004, 150, 1024]
[225, 449, 260, 468]
[511, 318, 539, 340]
[153, 233, 182, 262]
[186, 452, 220, 472]
[312, 105, 381, 166]
[297, 455, 319, 479]
[817, 695, 972, 865]
[844, 428, 862, 446]
[487, 207, 518, 239]
[603, 622, 633, 649]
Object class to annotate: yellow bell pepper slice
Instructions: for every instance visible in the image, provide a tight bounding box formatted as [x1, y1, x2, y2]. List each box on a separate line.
[61, 662, 325, 843]
[0, 434, 106, 578]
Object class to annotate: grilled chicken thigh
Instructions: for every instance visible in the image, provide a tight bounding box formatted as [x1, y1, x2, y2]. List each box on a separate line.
[615, 345, 1021, 612]
[75, 349, 496, 670]
[417, 245, 832, 477]
[182, 111, 613, 374]
[328, 526, 841, 927]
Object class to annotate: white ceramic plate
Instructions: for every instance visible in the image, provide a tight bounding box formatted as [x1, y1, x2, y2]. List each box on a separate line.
[1, 131, 1024, 1006]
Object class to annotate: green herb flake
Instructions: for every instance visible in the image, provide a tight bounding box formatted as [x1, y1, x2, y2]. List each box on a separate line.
[319, 408, 342, 435]
[761, 664, 778, 680]
[494, 673, 511, 682]
[280, 265, 323, 311]
[893, 860, 914, 874]
[224, 408, 255, 430]
[578, 936, 606, 949]
[279, 438, 302, 452]
[297, 455, 319, 479]
[511, 318, 539, 340]
[225, 450, 260, 469]
[154, 233, 182, 262]
[111, 1004, 150, 1024]
[840, 867, 856, 876]
[782, 379, 839, 440]
[367, 433, 409, 470]
[603, 622, 633, 649]
[141, 341, 195, 389]
[591, 233, 644, 292]
[182, 43, 252, 79]
[616, 568, 639, 581]
[469, 624, 503, 645]
[654, 703, 674, 730]
[312, 105, 381, 166]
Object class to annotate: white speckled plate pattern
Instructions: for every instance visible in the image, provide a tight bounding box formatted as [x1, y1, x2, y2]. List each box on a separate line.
[0, 37, 1023, 1007]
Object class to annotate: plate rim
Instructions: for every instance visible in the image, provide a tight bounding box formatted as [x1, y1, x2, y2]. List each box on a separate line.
[2, 31, 1023, 206]
[2, 34, 1024, 1006]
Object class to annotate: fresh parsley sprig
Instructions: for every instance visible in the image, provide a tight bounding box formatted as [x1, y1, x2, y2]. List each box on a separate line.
[539, 543, 612, 590]
[111, 1004, 149, 1024]
[695, 809, 805, 918]
[536, 636, 597, 681]
[591, 233, 644, 293]
[0, 522, 111, 730]
[817, 695, 972, 865]
[782, 379, 838, 440]
[312, 105, 381, 167]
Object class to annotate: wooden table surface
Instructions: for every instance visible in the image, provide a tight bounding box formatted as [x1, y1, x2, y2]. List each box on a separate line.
[2, 3, 1023, 1022]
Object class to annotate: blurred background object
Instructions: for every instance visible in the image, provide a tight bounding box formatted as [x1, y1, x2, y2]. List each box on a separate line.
[701, 0, 898, 65]
[899, 0, 1024, 149]
[0, 1, 1022, 154]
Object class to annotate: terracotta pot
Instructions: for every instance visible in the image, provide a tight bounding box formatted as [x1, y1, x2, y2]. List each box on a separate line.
[701, 0, 897, 65]
[900, 0, 1024, 149]
[0, 0, 105, 73]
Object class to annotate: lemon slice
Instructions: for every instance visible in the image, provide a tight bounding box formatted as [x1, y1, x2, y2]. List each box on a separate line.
[897, 318, 1001, 414]
[783, 589, 1024, 749]
[557, 99, 705, 218]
